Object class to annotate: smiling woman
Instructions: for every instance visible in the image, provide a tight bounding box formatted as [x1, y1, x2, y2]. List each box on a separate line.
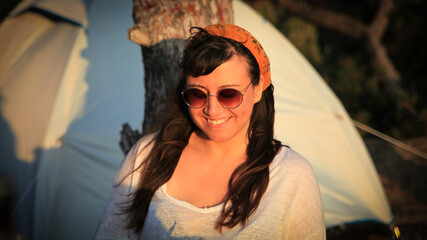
[95, 24, 325, 239]
[184, 55, 262, 143]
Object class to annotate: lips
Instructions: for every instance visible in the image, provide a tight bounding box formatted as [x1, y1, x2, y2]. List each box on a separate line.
[207, 117, 231, 125]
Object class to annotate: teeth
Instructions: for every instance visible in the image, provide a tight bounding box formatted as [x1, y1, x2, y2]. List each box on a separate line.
[207, 118, 229, 125]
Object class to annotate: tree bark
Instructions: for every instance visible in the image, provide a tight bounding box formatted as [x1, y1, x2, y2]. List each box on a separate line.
[120, 0, 233, 153]
[277, 0, 400, 92]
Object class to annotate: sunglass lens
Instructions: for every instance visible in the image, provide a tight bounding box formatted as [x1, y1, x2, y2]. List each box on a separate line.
[184, 89, 207, 108]
[218, 89, 242, 108]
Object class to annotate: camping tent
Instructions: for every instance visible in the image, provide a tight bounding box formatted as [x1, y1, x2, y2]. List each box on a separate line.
[0, 0, 392, 239]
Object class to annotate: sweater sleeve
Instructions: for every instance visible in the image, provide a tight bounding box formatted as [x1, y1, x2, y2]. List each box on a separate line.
[285, 150, 326, 240]
[94, 136, 154, 240]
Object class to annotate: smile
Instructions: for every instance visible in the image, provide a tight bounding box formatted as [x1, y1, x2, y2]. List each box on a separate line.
[207, 117, 231, 125]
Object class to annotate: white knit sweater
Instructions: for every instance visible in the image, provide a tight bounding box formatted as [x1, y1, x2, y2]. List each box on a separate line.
[95, 136, 326, 240]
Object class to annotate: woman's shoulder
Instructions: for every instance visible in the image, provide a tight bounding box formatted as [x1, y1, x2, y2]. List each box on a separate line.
[270, 146, 316, 178]
[267, 146, 322, 206]
[131, 132, 158, 154]
[114, 132, 158, 184]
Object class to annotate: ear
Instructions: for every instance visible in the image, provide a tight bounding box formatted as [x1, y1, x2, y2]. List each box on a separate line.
[254, 75, 264, 103]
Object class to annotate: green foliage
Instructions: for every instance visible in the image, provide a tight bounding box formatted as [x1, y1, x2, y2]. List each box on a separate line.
[280, 17, 322, 65]
[250, 0, 280, 25]
[246, 0, 427, 139]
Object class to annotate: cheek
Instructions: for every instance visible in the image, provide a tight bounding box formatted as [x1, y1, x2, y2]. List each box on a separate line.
[188, 108, 204, 126]
[188, 109, 197, 120]
[237, 102, 255, 120]
[243, 92, 258, 111]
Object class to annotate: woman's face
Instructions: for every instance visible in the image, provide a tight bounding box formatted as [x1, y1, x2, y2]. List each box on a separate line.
[186, 55, 264, 143]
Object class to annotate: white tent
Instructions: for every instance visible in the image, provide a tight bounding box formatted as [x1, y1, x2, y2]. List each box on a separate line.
[0, 0, 392, 239]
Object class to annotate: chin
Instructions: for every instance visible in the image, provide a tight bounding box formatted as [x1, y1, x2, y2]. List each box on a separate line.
[209, 135, 233, 142]
[205, 128, 248, 143]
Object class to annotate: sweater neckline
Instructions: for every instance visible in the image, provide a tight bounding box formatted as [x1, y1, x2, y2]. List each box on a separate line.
[159, 146, 288, 214]
[160, 184, 224, 213]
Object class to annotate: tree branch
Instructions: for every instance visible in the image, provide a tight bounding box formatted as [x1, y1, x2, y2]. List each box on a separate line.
[368, 0, 394, 40]
[365, 0, 400, 89]
[278, 0, 365, 38]
[276, 0, 401, 91]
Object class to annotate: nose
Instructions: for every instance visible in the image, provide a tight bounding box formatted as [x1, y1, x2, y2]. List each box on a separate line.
[204, 95, 223, 116]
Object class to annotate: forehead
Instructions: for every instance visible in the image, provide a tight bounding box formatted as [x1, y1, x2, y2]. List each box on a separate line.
[186, 55, 251, 87]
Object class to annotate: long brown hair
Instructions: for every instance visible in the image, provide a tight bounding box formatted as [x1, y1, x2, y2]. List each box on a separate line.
[125, 27, 281, 233]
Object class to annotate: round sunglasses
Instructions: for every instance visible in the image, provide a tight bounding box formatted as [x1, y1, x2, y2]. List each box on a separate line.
[182, 82, 253, 109]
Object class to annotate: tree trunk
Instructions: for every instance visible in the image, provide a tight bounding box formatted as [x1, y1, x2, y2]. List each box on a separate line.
[120, 0, 233, 153]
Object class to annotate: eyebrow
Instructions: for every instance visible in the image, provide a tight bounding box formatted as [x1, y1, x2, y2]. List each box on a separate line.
[186, 83, 241, 90]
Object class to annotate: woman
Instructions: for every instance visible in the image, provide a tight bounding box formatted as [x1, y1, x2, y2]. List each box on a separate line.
[95, 24, 325, 239]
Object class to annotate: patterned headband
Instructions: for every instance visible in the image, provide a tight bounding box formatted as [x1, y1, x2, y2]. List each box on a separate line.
[204, 24, 271, 91]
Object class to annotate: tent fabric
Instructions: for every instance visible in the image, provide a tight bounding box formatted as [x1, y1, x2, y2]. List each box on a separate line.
[0, 0, 392, 239]
[8, 0, 89, 28]
[0, 0, 143, 239]
[0, 9, 84, 239]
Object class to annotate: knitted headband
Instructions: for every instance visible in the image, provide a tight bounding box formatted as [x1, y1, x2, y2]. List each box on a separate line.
[204, 23, 271, 91]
